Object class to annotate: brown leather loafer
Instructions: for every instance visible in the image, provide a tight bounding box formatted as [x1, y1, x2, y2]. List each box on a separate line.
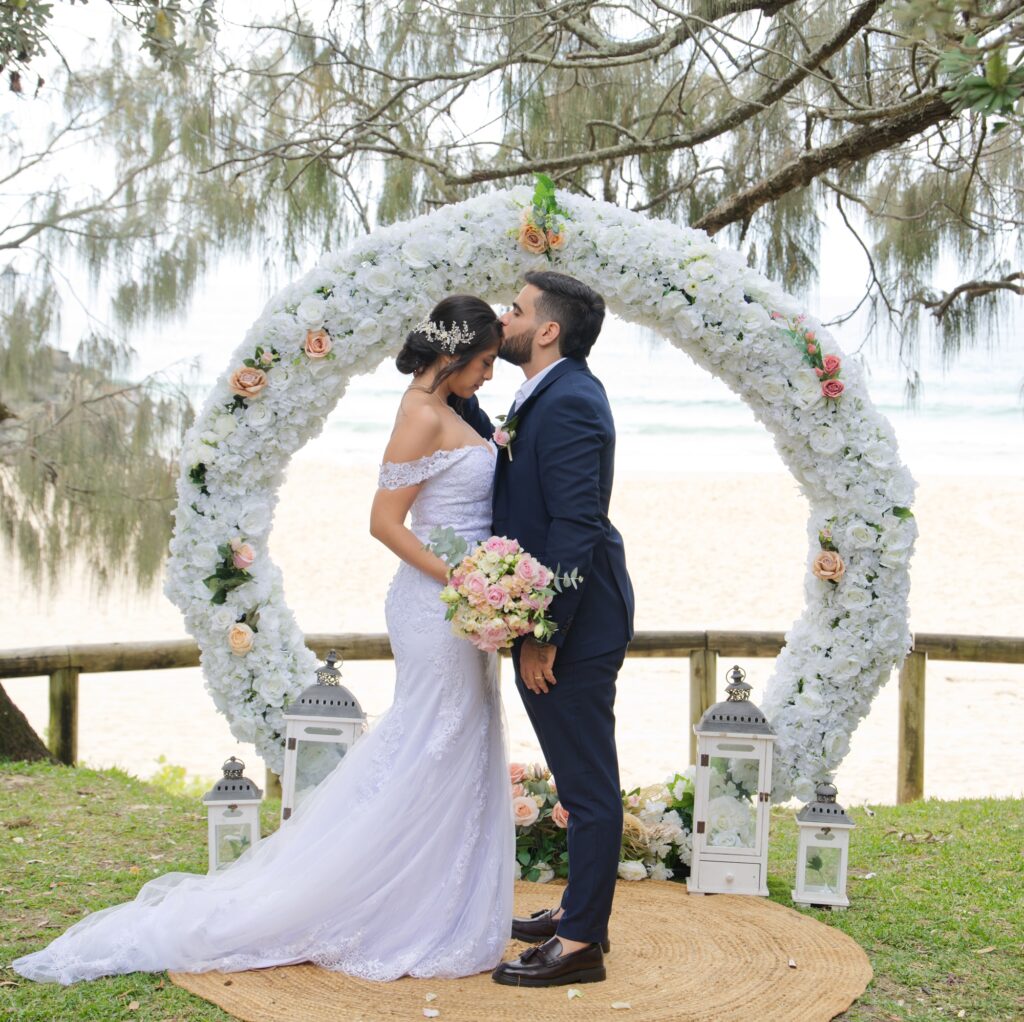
[491, 937, 606, 987]
[510, 909, 610, 952]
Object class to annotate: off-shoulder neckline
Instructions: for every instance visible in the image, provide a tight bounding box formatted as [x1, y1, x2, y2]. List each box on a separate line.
[380, 440, 496, 472]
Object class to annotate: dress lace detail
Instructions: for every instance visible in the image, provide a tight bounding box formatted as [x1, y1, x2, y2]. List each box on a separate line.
[378, 443, 492, 491]
[12, 441, 513, 986]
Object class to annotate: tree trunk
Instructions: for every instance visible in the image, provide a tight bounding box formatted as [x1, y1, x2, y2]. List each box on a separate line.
[0, 682, 57, 762]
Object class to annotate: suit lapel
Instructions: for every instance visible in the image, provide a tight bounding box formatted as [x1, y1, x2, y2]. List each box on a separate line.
[513, 358, 586, 422]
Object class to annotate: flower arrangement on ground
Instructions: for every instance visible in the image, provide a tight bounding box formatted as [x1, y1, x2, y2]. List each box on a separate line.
[512, 762, 705, 883]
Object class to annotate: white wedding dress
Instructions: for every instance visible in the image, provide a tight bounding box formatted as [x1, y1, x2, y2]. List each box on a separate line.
[13, 442, 514, 985]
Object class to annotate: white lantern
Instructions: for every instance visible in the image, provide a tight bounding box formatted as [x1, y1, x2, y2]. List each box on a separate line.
[687, 665, 776, 897]
[201, 756, 263, 873]
[280, 650, 366, 822]
[792, 781, 855, 909]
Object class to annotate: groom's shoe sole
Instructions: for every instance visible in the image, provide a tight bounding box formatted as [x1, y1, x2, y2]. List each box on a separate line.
[492, 965, 607, 987]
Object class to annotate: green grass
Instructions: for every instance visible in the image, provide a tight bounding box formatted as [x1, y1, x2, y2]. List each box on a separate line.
[1, 762, 1022, 1021]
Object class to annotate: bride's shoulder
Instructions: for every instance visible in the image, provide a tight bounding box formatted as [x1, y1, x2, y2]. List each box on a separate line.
[383, 393, 445, 465]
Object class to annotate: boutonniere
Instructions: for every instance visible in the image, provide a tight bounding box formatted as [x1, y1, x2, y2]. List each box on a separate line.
[493, 414, 518, 460]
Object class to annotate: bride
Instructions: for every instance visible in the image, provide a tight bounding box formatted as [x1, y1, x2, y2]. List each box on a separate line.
[13, 295, 515, 985]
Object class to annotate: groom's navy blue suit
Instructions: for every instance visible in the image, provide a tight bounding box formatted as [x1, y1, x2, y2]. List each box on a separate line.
[487, 357, 635, 946]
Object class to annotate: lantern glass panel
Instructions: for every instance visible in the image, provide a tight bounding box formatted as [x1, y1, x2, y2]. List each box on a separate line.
[214, 814, 253, 869]
[803, 833, 842, 895]
[706, 752, 759, 850]
[293, 738, 349, 812]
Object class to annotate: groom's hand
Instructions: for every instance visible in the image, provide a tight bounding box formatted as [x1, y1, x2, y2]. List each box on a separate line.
[520, 637, 557, 694]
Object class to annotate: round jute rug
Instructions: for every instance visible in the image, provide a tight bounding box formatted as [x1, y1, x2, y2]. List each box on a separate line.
[169, 881, 872, 1022]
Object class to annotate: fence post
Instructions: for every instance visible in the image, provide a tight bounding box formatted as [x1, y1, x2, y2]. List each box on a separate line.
[48, 667, 79, 765]
[897, 650, 927, 804]
[689, 648, 718, 765]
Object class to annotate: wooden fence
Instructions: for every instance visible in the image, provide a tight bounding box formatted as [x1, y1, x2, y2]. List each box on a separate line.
[3, 631, 1022, 803]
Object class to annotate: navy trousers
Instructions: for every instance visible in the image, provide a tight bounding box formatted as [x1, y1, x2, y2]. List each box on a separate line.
[513, 646, 627, 945]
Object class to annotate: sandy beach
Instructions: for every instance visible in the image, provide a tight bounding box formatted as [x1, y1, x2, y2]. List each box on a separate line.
[3, 464, 1023, 806]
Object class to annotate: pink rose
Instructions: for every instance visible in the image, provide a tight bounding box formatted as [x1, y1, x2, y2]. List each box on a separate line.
[805, 331, 816, 342]
[227, 622, 254, 656]
[493, 429, 511, 447]
[511, 783, 525, 798]
[822, 354, 842, 375]
[515, 556, 540, 585]
[486, 584, 508, 608]
[815, 367, 825, 378]
[512, 795, 540, 826]
[821, 378, 845, 399]
[523, 594, 543, 611]
[477, 618, 510, 651]
[551, 802, 570, 829]
[770, 310, 783, 320]
[509, 763, 527, 784]
[304, 329, 332, 358]
[806, 343, 817, 355]
[228, 366, 268, 399]
[464, 571, 488, 599]
[484, 536, 508, 554]
[518, 221, 547, 255]
[450, 571, 465, 588]
[230, 541, 255, 571]
[259, 349, 275, 365]
[812, 550, 845, 582]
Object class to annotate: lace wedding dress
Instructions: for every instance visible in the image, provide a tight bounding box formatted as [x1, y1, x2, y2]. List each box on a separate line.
[13, 442, 514, 985]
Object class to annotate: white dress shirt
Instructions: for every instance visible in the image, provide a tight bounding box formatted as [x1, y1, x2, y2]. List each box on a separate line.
[512, 358, 566, 412]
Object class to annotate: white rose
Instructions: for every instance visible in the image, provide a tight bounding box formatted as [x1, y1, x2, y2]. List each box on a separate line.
[792, 371, 825, 408]
[879, 546, 910, 569]
[757, 375, 789, 403]
[707, 794, 750, 836]
[709, 828, 743, 848]
[401, 236, 435, 269]
[296, 295, 326, 328]
[862, 439, 896, 468]
[534, 861, 555, 884]
[825, 730, 851, 761]
[192, 541, 220, 569]
[839, 585, 872, 610]
[355, 316, 382, 345]
[448, 231, 477, 268]
[210, 413, 237, 440]
[649, 862, 674, 881]
[809, 424, 845, 456]
[244, 402, 275, 430]
[617, 860, 648, 881]
[844, 519, 877, 549]
[361, 263, 398, 296]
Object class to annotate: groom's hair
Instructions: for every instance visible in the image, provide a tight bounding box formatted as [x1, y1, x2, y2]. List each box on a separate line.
[524, 271, 605, 361]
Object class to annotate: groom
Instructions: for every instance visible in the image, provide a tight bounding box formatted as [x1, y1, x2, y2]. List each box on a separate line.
[489, 271, 635, 987]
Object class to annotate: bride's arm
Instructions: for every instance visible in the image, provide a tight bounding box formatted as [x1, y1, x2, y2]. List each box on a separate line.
[369, 403, 451, 585]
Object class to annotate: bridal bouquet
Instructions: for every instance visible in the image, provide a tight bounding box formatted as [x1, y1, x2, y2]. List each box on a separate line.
[427, 528, 581, 653]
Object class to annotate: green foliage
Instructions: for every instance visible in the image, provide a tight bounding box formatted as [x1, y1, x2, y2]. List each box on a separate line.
[149, 755, 213, 798]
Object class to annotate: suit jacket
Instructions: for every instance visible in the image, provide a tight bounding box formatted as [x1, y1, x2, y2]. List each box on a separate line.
[491, 358, 635, 663]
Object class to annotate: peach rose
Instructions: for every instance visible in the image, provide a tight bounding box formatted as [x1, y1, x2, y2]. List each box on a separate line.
[512, 795, 540, 826]
[546, 229, 565, 251]
[230, 540, 255, 571]
[518, 221, 547, 255]
[227, 622, 255, 656]
[551, 802, 570, 829]
[304, 328, 332, 358]
[511, 783, 525, 798]
[509, 763, 527, 784]
[229, 367, 268, 399]
[821, 378, 845, 399]
[812, 550, 846, 583]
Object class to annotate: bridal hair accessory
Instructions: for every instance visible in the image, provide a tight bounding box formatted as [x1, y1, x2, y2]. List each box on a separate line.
[415, 318, 476, 354]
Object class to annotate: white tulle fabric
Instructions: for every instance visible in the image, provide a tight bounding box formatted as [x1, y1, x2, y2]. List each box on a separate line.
[13, 442, 514, 985]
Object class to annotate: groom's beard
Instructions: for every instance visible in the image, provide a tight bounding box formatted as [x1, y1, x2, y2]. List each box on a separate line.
[498, 326, 533, 367]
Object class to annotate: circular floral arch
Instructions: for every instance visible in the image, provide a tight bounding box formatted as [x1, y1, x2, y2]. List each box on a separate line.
[165, 186, 917, 803]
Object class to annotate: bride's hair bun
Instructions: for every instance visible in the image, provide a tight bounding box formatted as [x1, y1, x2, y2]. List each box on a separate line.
[396, 331, 439, 375]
